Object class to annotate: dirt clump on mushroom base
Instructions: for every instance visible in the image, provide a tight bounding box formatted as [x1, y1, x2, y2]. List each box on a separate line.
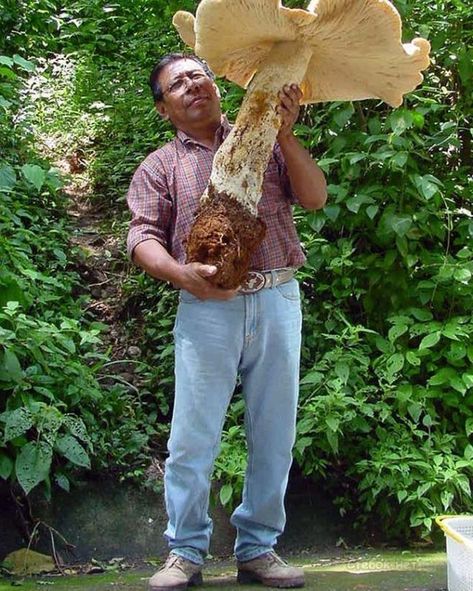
[186, 190, 266, 290]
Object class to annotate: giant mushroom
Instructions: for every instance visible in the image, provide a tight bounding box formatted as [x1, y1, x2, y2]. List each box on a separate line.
[174, 0, 430, 289]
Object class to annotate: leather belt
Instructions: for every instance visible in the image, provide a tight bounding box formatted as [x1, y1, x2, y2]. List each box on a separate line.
[238, 268, 296, 295]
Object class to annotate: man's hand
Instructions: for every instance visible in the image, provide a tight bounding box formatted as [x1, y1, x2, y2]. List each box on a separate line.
[277, 84, 302, 141]
[176, 262, 238, 300]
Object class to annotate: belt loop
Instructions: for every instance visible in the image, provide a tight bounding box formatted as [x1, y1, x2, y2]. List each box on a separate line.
[270, 269, 277, 288]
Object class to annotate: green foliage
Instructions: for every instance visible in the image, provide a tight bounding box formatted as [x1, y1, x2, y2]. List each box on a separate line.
[0, 53, 160, 498]
[291, 0, 473, 539]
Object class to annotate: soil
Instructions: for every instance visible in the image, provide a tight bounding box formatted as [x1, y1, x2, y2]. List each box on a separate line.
[186, 185, 266, 289]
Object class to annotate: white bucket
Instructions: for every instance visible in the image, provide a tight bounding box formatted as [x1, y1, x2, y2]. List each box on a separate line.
[436, 515, 473, 591]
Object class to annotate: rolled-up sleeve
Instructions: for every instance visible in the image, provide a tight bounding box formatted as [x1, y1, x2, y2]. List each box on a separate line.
[126, 160, 172, 260]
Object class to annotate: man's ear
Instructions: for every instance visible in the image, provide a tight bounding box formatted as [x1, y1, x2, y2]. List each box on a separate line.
[156, 101, 169, 120]
[213, 82, 221, 100]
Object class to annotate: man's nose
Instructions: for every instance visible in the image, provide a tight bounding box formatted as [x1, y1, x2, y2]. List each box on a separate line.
[185, 76, 201, 92]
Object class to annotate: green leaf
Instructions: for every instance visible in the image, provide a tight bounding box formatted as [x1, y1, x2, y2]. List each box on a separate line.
[406, 351, 421, 366]
[386, 353, 404, 375]
[465, 445, 473, 461]
[411, 174, 442, 200]
[326, 429, 339, 454]
[295, 436, 312, 455]
[333, 103, 354, 127]
[407, 402, 422, 423]
[453, 268, 471, 284]
[441, 490, 454, 511]
[457, 476, 471, 496]
[465, 418, 473, 438]
[458, 48, 473, 86]
[390, 215, 412, 237]
[219, 483, 233, 506]
[63, 415, 90, 445]
[12, 54, 35, 72]
[429, 368, 457, 386]
[419, 332, 440, 350]
[0, 349, 23, 383]
[397, 490, 408, 503]
[326, 416, 340, 432]
[317, 158, 339, 172]
[334, 361, 349, 384]
[0, 56, 14, 67]
[0, 96, 11, 109]
[3, 408, 33, 443]
[21, 164, 46, 191]
[324, 205, 340, 221]
[0, 164, 17, 191]
[450, 377, 466, 395]
[456, 247, 472, 259]
[462, 372, 473, 389]
[388, 324, 408, 343]
[389, 110, 413, 135]
[0, 453, 13, 479]
[55, 435, 90, 468]
[345, 194, 372, 214]
[15, 441, 52, 495]
[375, 336, 393, 354]
[366, 205, 379, 220]
[411, 111, 425, 128]
[410, 308, 433, 322]
[390, 152, 408, 168]
[55, 473, 70, 492]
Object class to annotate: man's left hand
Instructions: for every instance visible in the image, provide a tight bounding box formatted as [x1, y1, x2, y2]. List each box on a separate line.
[277, 84, 302, 141]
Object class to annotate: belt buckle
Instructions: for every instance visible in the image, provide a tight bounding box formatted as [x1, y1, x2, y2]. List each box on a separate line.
[239, 271, 266, 294]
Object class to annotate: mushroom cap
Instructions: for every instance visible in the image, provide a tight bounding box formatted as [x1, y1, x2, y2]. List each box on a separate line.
[173, 0, 430, 108]
[173, 10, 196, 49]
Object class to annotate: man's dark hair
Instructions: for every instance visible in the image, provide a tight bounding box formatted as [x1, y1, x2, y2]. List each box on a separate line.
[149, 53, 215, 103]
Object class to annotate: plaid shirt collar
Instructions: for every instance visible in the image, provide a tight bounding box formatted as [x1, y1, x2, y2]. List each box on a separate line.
[176, 116, 232, 150]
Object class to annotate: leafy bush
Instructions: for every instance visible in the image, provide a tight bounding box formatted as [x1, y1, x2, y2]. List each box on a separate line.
[291, 0, 473, 538]
[0, 54, 161, 500]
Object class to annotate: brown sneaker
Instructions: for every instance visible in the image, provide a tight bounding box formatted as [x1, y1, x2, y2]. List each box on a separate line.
[237, 551, 304, 588]
[149, 553, 203, 591]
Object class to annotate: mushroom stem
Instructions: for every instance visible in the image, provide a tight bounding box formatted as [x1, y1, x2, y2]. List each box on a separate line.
[206, 40, 313, 214]
[186, 41, 313, 289]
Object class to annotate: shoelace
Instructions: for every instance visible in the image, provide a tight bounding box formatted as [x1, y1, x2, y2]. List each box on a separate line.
[265, 552, 288, 566]
[161, 555, 189, 574]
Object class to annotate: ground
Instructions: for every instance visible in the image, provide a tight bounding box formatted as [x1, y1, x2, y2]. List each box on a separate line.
[0, 549, 447, 591]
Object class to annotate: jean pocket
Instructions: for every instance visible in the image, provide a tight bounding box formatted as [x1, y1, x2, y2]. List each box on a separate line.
[275, 279, 300, 301]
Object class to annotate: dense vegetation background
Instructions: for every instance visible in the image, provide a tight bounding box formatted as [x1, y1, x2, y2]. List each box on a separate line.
[1, 0, 472, 545]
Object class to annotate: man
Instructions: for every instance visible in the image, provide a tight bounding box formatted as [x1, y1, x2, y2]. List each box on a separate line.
[126, 53, 327, 590]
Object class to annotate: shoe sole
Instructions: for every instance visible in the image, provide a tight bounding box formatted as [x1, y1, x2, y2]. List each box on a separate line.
[237, 570, 304, 588]
[149, 571, 203, 591]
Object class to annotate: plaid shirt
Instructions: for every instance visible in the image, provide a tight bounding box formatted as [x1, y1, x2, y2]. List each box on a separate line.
[126, 117, 306, 271]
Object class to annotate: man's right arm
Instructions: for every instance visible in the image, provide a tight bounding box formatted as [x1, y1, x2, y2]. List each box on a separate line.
[132, 238, 237, 301]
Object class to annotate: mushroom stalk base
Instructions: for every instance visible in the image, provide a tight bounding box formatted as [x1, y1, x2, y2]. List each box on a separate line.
[186, 186, 266, 289]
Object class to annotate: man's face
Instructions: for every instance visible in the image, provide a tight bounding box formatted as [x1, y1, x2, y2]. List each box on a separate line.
[156, 58, 221, 131]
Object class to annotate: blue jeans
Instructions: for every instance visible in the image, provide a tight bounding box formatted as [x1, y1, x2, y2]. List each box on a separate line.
[164, 279, 302, 565]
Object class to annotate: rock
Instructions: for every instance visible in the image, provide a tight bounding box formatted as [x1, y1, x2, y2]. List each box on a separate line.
[2, 548, 56, 575]
[127, 346, 141, 357]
